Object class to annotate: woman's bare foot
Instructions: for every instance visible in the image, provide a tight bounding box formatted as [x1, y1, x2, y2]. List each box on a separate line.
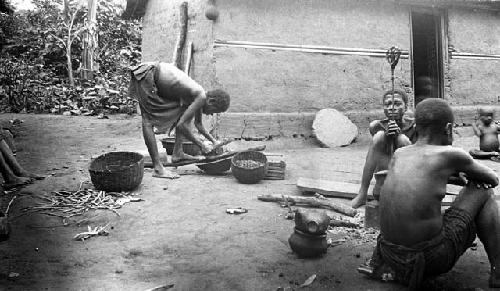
[4, 176, 33, 189]
[152, 166, 179, 179]
[171, 152, 205, 163]
[351, 194, 367, 209]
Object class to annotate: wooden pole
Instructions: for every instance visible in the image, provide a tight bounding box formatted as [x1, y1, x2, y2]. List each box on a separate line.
[184, 41, 193, 75]
[257, 194, 357, 217]
[144, 145, 265, 168]
[172, 2, 188, 70]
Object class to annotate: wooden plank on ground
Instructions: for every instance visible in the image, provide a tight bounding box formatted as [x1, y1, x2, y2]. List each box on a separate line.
[296, 177, 500, 207]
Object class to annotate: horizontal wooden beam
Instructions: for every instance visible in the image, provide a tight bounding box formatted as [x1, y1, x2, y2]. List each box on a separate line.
[451, 52, 500, 61]
[214, 40, 500, 61]
[214, 40, 410, 59]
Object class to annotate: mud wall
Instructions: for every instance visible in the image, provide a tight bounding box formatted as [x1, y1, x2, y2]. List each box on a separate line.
[447, 8, 500, 107]
[141, 0, 414, 138]
[213, 0, 412, 113]
[141, 0, 217, 89]
[140, 1, 500, 138]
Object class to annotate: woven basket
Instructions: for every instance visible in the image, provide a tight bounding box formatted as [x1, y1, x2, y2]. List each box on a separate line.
[89, 151, 144, 192]
[197, 157, 231, 175]
[231, 151, 268, 184]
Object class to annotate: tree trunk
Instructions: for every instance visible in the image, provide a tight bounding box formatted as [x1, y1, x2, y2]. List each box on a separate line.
[82, 0, 98, 80]
[67, 38, 74, 87]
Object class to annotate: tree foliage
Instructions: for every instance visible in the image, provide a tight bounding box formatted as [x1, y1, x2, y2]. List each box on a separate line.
[0, 0, 142, 115]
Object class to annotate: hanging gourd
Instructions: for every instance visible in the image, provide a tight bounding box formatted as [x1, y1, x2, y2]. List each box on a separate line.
[205, 0, 219, 21]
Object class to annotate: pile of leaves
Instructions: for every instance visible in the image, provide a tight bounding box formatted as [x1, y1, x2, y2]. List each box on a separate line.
[0, 0, 142, 115]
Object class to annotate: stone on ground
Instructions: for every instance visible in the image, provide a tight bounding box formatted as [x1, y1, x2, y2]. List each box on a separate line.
[312, 108, 358, 147]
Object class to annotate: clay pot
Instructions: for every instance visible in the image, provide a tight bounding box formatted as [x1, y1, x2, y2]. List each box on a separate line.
[294, 209, 330, 235]
[288, 228, 328, 258]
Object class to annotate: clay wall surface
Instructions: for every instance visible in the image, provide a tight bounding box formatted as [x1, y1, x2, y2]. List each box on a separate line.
[213, 0, 413, 113]
[446, 8, 500, 107]
[141, 0, 218, 89]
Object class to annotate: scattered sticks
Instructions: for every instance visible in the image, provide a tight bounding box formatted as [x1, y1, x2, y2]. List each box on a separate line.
[20, 187, 143, 223]
[5, 195, 17, 215]
[74, 223, 110, 241]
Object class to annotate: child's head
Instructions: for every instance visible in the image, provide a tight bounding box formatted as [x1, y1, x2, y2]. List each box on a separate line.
[415, 98, 454, 145]
[203, 89, 230, 115]
[382, 89, 408, 120]
[478, 107, 495, 126]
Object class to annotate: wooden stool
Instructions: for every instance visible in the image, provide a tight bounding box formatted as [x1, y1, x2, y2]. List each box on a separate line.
[364, 200, 380, 229]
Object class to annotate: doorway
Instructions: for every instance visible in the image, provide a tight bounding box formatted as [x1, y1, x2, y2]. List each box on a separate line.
[410, 9, 445, 104]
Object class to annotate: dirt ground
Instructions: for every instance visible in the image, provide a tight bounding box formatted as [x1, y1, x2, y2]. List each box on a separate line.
[0, 113, 498, 290]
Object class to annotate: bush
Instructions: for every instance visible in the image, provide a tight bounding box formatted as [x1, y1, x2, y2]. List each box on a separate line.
[0, 0, 142, 115]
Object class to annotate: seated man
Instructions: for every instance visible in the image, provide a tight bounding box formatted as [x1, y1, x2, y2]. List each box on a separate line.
[130, 62, 230, 179]
[0, 129, 43, 188]
[470, 107, 500, 159]
[351, 89, 416, 208]
[363, 98, 500, 289]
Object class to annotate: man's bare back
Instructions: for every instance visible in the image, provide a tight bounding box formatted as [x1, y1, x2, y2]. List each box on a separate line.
[380, 144, 463, 246]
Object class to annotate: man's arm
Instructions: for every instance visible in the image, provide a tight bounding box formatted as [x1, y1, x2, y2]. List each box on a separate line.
[176, 90, 212, 152]
[451, 148, 499, 187]
[194, 110, 216, 144]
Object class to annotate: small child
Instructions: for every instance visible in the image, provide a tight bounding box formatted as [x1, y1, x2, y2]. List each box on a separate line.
[470, 107, 500, 158]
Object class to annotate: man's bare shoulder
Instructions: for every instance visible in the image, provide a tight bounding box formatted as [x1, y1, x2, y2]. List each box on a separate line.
[430, 145, 472, 165]
[157, 63, 204, 94]
[157, 62, 183, 75]
[396, 144, 467, 157]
